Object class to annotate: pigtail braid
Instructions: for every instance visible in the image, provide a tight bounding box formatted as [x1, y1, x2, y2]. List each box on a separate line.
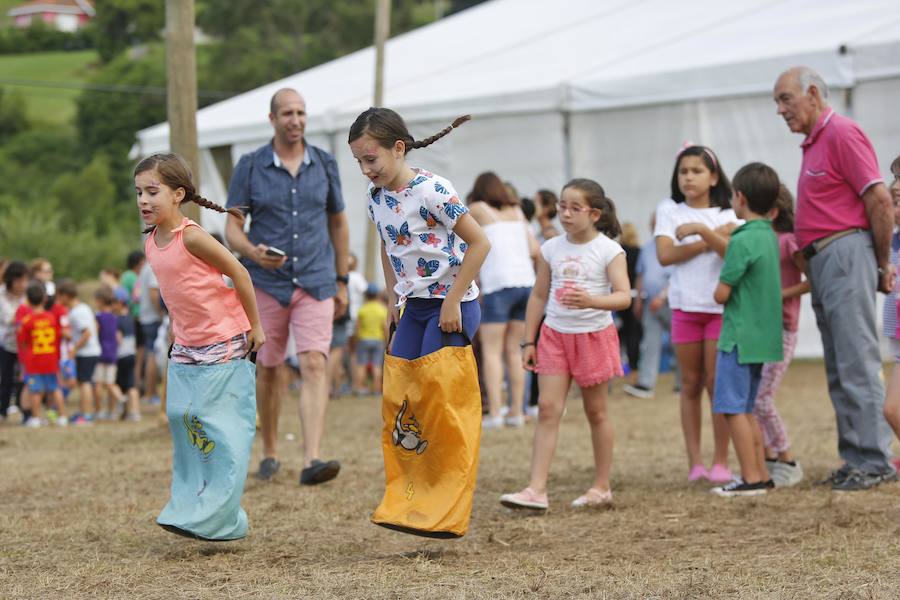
[409, 115, 471, 150]
[188, 193, 246, 220]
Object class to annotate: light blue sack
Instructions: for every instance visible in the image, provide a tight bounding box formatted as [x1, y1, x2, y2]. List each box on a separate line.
[157, 358, 256, 541]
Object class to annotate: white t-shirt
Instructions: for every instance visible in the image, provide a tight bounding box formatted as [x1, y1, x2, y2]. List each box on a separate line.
[137, 262, 161, 325]
[542, 233, 624, 334]
[653, 202, 740, 314]
[347, 270, 368, 322]
[367, 168, 479, 305]
[69, 302, 101, 357]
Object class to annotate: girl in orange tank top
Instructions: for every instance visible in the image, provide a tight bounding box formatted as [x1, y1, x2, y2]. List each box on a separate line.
[135, 153, 264, 541]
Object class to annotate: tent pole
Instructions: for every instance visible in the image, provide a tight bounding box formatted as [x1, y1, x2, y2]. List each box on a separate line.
[562, 109, 573, 182]
[364, 0, 392, 282]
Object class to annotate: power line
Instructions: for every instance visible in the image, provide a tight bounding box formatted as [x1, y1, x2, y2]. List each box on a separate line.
[0, 77, 235, 99]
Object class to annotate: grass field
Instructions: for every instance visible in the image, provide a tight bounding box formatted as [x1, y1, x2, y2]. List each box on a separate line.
[2, 361, 900, 599]
[0, 49, 97, 124]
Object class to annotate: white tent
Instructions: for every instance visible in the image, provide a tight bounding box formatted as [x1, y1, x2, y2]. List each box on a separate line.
[135, 0, 900, 357]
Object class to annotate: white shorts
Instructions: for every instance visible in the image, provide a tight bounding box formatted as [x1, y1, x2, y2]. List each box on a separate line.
[93, 362, 118, 385]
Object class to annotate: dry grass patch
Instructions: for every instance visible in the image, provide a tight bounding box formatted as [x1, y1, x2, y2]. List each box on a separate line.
[1, 361, 899, 599]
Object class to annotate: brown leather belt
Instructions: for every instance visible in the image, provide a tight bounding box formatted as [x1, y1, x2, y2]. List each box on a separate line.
[801, 228, 865, 260]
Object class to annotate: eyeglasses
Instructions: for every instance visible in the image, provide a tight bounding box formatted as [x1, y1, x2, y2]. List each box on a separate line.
[557, 202, 594, 215]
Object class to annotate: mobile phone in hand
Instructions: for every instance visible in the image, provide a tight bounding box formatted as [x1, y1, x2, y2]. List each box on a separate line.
[265, 246, 286, 257]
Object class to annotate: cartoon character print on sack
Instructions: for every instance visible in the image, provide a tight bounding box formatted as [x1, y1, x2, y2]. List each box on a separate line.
[392, 398, 428, 455]
[183, 410, 215, 460]
[554, 255, 586, 304]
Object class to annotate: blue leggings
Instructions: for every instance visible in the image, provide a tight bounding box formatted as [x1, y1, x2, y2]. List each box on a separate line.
[391, 298, 481, 360]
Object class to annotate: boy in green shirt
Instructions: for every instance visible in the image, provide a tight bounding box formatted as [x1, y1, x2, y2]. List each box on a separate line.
[711, 162, 784, 497]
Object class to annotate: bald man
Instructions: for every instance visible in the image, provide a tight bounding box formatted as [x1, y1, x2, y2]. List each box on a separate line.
[774, 67, 896, 491]
[226, 88, 350, 485]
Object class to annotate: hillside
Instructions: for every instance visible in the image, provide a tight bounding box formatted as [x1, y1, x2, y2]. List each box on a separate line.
[0, 49, 97, 124]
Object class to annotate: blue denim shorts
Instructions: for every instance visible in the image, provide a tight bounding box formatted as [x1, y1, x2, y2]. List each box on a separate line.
[713, 347, 762, 414]
[26, 373, 59, 394]
[481, 286, 531, 323]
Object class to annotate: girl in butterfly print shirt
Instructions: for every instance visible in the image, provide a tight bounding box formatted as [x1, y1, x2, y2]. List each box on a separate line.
[349, 108, 490, 360]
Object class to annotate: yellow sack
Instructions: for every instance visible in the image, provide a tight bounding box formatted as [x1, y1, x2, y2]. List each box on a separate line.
[371, 342, 482, 538]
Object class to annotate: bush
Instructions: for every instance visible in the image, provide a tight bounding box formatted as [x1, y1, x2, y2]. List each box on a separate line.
[0, 22, 93, 54]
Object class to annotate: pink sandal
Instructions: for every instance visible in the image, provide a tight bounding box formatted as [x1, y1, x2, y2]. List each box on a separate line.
[500, 487, 548, 511]
[571, 487, 613, 508]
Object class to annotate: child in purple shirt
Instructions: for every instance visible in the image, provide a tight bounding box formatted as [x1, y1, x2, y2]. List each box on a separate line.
[94, 285, 120, 420]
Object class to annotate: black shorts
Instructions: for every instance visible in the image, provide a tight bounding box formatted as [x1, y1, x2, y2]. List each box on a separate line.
[75, 356, 99, 384]
[134, 317, 144, 348]
[116, 355, 136, 391]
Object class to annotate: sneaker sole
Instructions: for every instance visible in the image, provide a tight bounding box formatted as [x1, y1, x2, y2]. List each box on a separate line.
[711, 488, 767, 497]
[623, 386, 653, 399]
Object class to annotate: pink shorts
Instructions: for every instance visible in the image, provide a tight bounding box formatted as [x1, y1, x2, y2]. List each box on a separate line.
[255, 288, 334, 367]
[536, 323, 623, 388]
[671, 309, 722, 345]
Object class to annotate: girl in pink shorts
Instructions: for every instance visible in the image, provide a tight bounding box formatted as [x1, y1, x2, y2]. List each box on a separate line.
[500, 179, 631, 511]
[655, 145, 739, 483]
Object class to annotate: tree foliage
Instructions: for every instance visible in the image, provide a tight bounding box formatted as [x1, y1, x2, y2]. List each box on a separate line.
[88, 0, 165, 63]
[0, 89, 29, 140]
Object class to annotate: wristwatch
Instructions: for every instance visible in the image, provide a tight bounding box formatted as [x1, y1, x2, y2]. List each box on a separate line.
[336, 274, 349, 284]
[519, 341, 535, 349]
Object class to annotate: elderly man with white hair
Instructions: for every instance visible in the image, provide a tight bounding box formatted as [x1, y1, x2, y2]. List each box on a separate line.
[773, 66, 897, 491]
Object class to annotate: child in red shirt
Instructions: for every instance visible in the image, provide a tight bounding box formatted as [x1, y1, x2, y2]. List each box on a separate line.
[17, 281, 67, 427]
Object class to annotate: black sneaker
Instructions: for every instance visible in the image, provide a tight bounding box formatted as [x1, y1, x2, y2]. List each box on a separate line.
[623, 384, 653, 399]
[711, 479, 767, 497]
[816, 465, 851, 486]
[880, 469, 899, 484]
[254, 457, 281, 481]
[764, 479, 776, 490]
[300, 459, 340, 485]
[831, 469, 887, 492]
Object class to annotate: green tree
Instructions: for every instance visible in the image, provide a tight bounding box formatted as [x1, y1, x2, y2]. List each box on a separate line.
[89, 0, 165, 63]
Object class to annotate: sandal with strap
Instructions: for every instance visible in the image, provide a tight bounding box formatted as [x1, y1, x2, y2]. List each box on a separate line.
[571, 487, 613, 508]
[500, 487, 548, 511]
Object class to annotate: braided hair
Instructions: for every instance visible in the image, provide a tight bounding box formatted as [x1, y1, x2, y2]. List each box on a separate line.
[348, 107, 470, 154]
[134, 153, 244, 234]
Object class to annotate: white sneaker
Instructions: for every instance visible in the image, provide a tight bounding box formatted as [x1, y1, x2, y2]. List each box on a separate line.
[500, 405, 510, 417]
[24, 417, 42, 428]
[482, 415, 504, 430]
[504, 414, 525, 428]
[6, 405, 21, 417]
[771, 461, 804, 487]
[623, 384, 654, 399]
[127, 413, 142, 422]
[56, 416, 69, 427]
[525, 405, 539, 418]
[95, 411, 112, 421]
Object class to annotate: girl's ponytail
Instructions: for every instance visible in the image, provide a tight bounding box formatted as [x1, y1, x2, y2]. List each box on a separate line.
[348, 107, 470, 154]
[409, 115, 471, 150]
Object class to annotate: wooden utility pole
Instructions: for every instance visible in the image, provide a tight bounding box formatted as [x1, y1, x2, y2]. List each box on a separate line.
[165, 0, 200, 222]
[364, 0, 392, 281]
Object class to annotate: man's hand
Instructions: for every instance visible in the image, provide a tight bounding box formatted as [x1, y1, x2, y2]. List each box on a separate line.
[251, 244, 288, 270]
[334, 282, 349, 318]
[879, 264, 896, 294]
[649, 294, 665, 313]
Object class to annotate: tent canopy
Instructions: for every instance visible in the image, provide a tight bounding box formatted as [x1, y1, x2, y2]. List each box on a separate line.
[136, 0, 900, 153]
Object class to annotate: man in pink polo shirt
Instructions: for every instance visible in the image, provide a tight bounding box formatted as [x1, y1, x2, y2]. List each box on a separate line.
[774, 66, 897, 491]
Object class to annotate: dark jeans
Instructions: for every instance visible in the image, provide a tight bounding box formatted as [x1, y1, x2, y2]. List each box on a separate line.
[0, 347, 22, 416]
[391, 298, 481, 360]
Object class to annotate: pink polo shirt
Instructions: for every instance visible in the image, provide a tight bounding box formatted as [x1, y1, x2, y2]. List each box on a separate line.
[795, 109, 883, 249]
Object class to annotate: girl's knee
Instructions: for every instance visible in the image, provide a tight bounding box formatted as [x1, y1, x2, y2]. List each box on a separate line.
[536, 399, 565, 422]
[583, 406, 608, 427]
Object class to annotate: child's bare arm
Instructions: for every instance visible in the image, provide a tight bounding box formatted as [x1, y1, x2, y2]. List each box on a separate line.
[714, 281, 732, 304]
[656, 235, 708, 266]
[521, 256, 550, 371]
[783, 280, 811, 299]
